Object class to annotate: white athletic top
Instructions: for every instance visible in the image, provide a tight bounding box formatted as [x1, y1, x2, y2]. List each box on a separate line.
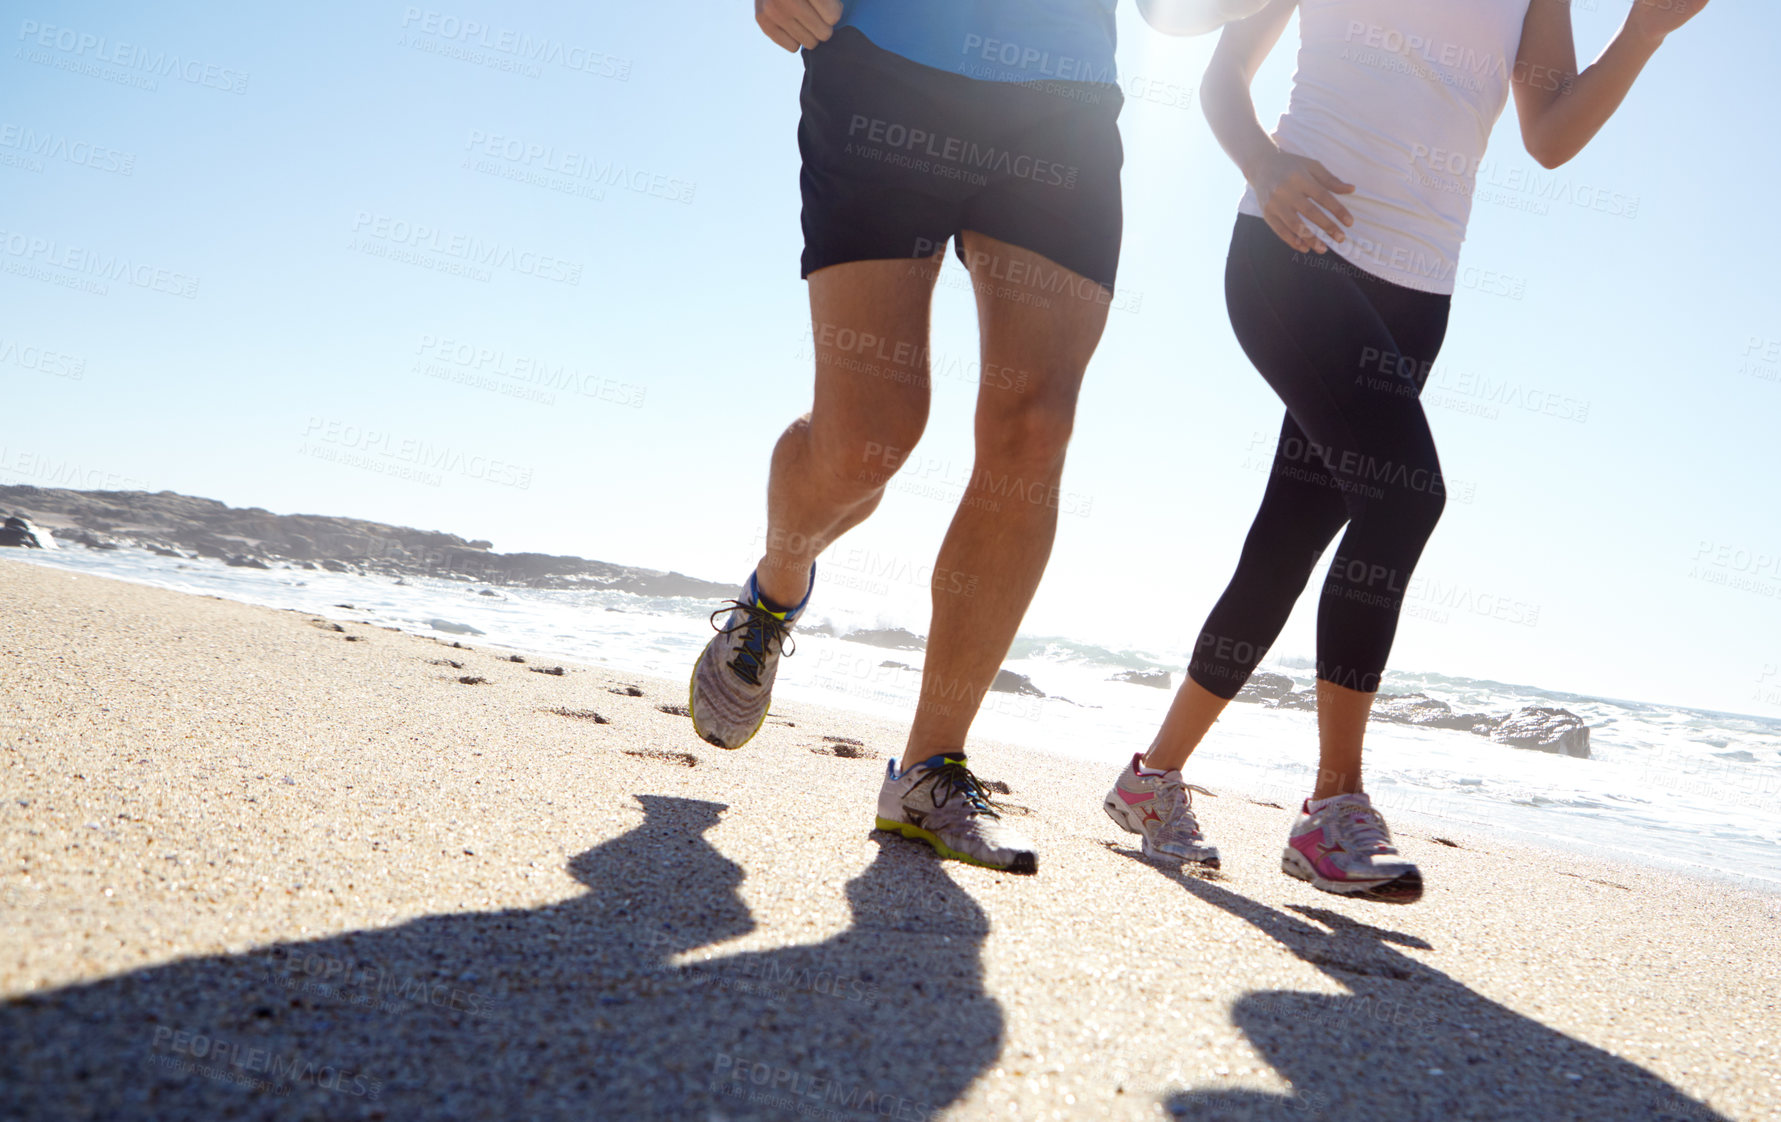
[1239, 0, 1534, 294]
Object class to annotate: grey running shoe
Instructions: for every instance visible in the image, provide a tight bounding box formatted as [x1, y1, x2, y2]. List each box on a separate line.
[876, 756, 1037, 874]
[688, 568, 810, 750]
[1282, 792, 1422, 903]
[1104, 753, 1220, 866]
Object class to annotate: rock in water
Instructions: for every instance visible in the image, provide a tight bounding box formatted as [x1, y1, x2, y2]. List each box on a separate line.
[1234, 671, 1295, 704]
[990, 669, 1045, 697]
[0, 515, 54, 549]
[1110, 668, 1171, 689]
[841, 627, 928, 652]
[1371, 693, 1499, 732]
[1491, 706, 1591, 759]
[427, 618, 485, 636]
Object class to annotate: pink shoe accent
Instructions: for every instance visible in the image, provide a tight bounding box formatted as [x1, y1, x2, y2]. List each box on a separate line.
[1290, 827, 1347, 881]
[1116, 788, 1156, 807]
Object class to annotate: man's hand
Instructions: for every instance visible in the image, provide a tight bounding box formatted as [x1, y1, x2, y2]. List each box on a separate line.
[756, 0, 843, 52]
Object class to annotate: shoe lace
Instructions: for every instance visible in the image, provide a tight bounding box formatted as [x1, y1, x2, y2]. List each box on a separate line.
[1332, 802, 1395, 855]
[709, 600, 796, 687]
[909, 761, 1001, 819]
[1158, 780, 1214, 842]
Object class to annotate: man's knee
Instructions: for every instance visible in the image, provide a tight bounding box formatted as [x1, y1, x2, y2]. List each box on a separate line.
[975, 392, 1078, 468]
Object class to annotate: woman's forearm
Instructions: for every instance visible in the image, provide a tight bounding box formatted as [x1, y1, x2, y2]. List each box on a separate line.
[1522, 23, 1664, 168]
[1200, 59, 1278, 183]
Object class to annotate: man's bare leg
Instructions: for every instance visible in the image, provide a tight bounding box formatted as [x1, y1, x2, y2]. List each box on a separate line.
[751, 254, 944, 608]
[690, 252, 948, 750]
[900, 232, 1112, 769]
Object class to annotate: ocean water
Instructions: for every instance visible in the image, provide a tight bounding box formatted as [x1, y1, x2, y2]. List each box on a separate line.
[10, 545, 1780, 893]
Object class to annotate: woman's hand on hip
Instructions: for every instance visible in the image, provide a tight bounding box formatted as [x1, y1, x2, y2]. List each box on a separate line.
[1248, 149, 1355, 254]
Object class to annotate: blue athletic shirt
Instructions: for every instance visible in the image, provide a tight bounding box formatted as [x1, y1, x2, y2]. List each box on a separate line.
[835, 0, 1119, 85]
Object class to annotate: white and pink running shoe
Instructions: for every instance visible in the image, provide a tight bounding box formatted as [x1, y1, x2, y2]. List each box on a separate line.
[1281, 792, 1422, 903]
[1103, 753, 1220, 866]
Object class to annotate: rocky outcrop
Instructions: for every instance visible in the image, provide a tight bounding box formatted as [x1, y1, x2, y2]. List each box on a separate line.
[0, 514, 55, 549]
[1371, 693, 1502, 733]
[990, 670, 1045, 697]
[0, 485, 735, 597]
[1234, 671, 1295, 704]
[1491, 706, 1591, 758]
[1110, 668, 1171, 689]
[1258, 685, 1580, 753]
[840, 627, 927, 652]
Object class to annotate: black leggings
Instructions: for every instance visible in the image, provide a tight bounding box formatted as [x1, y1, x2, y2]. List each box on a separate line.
[1188, 216, 1453, 699]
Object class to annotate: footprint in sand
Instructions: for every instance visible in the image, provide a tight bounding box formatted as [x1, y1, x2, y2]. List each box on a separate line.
[624, 749, 697, 767]
[541, 708, 609, 725]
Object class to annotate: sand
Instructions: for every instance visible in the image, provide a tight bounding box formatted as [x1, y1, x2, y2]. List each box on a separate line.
[1, 558, 1776, 1121]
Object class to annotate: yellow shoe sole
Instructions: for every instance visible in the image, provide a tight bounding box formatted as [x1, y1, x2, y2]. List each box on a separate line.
[873, 817, 1037, 874]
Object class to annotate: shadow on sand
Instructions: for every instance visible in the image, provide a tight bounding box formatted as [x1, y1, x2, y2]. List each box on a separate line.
[2, 795, 998, 1120]
[1099, 847, 1730, 1122]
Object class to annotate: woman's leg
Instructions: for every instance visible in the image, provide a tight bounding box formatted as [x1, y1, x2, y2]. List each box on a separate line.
[1148, 218, 1451, 789]
[1145, 410, 1348, 770]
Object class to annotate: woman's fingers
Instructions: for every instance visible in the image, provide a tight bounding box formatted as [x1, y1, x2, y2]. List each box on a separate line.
[1264, 208, 1319, 254]
[1308, 161, 1356, 194]
[1306, 164, 1355, 228]
[1297, 193, 1347, 242]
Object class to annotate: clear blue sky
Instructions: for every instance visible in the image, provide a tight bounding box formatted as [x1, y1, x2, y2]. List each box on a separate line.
[4, 1, 1777, 716]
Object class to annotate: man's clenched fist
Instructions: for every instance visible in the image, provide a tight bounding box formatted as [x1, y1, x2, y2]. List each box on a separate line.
[756, 0, 844, 52]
